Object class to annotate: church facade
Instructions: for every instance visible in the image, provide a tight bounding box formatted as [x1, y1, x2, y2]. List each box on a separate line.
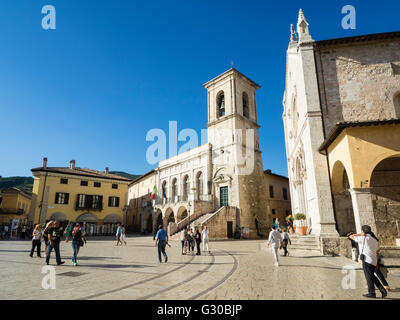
[283, 9, 400, 251]
[127, 68, 274, 239]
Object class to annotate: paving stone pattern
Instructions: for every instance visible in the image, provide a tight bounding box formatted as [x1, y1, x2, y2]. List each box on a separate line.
[0, 236, 399, 300]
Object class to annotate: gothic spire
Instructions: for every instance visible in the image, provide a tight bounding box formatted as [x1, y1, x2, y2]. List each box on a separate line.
[296, 8, 313, 43]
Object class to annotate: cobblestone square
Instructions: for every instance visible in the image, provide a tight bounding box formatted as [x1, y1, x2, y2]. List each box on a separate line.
[1, 236, 399, 300]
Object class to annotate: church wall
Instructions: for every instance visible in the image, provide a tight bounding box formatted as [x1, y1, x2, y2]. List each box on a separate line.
[315, 39, 400, 135]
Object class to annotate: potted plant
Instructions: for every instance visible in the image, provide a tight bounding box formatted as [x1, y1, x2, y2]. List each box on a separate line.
[294, 213, 307, 235]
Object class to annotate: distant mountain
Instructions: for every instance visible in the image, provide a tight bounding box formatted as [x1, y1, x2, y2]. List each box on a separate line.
[0, 176, 34, 195]
[0, 171, 142, 195]
[109, 171, 141, 181]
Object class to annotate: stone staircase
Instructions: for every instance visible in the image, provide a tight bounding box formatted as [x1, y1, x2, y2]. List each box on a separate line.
[169, 212, 214, 240]
[287, 234, 322, 255]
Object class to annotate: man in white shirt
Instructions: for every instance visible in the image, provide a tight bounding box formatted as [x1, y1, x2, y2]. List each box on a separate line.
[202, 226, 210, 253]
[267, 225, 282, 266]
[349, 225, 387, 299]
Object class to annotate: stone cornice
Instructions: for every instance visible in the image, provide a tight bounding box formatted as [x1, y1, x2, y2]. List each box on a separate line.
[206, 113, 260, 128]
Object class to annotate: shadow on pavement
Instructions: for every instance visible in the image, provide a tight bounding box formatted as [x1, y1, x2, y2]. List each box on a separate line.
[77, 256, 121, 260]
[83, 263, 153, 269]
[282, 264, 363, 271]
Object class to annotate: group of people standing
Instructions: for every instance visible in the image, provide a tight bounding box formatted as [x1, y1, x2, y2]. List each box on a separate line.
[153, 224, 211, 264]
[272, 217, 295, 234]
[180, 225, 209, 256]
[29, 220, 86, 266]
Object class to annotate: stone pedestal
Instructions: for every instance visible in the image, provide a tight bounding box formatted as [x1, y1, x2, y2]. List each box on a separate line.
[349, 188, 377, 233]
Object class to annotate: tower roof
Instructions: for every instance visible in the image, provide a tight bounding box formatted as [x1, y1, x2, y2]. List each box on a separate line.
[203, 68, 261, 89]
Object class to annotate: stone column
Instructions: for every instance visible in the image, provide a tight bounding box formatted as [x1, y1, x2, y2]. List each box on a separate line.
[349, 188, 377, 234]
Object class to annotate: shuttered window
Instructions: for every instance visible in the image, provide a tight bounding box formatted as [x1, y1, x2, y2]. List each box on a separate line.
[55, 192, 69, 204]
[108, 196, 120, 207]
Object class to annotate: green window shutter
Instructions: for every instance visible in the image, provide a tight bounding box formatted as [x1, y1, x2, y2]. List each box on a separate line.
[55, 192, 59, 204]
[116, 197, 120, 207]
[65, 193, 69, 204]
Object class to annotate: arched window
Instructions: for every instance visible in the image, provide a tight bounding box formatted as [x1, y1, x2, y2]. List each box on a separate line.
[162, 181, 167, 199]
[196, 171, 203, 199]
[217, 91, 225, 118]
[182, 175, 189, 199]
[242, 92, 249, 118]
[171, 178, 177, 199]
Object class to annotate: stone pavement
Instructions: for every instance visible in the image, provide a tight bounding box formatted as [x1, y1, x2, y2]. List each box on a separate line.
[0, 236, 399, 300]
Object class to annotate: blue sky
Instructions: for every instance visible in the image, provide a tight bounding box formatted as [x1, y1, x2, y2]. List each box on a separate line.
[1, 0, 399, 178]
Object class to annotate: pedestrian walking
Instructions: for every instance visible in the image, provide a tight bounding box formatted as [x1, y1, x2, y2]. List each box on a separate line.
[64, 223, 72, 242]
[121, 225, 127, 245]
[71, 223, 86, 266]
[195, 228, 202, 255]
[267, 225, 282, 266]
[348, 225, 387, 299]
[180, 227, 187, 255]
[281, 229, 291, 256]
[45, 221, 65, 266]
[21, 225, 27, 239]
[275, 218, 282, 232]
[202, 225, 210, 253]
[43, 221, 54, 253]
[155, 225, 168, 263]
[115, 223, 122, 246]
[30, 224, 42, 258]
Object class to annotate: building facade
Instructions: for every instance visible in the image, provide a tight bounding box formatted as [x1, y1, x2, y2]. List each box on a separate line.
[128, 68, 272, 239]
[30, 158, 131, 235]
[283, 9, 400, 249]
[264, 170, 291, 224]
[0, 187, 31, 225]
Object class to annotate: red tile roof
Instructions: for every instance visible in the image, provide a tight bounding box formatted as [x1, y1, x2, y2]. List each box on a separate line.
[31, 167, 132, 182]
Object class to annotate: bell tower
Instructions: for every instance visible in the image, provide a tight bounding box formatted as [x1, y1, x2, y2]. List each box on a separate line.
[203, 68, 271, 238]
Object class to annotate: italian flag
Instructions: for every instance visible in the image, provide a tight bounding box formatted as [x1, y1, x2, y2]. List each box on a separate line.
[150, 185, 158, 200]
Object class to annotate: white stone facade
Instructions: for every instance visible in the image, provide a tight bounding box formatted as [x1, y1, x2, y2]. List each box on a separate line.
[283, 10, 338, 237]
[128, 68, 272, 237]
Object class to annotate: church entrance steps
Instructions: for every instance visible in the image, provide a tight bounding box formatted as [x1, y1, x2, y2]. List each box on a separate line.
[381, 247, 400, 258]
[285, 234, 322, 255]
